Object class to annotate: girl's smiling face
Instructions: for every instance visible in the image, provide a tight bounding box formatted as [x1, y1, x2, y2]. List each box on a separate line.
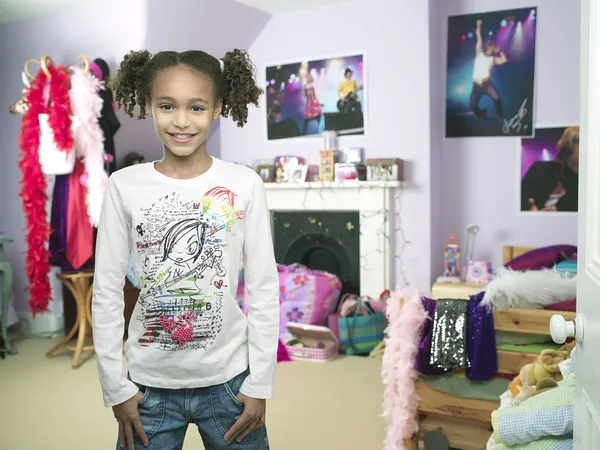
[148, 65, 222, 158]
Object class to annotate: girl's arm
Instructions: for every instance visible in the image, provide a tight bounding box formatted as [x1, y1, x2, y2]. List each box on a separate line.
[92, 176, 139, 407]
[239, 174, 280, 399]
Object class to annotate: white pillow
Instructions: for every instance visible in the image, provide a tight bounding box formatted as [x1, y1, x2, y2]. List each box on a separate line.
[481, 268, 576, 310]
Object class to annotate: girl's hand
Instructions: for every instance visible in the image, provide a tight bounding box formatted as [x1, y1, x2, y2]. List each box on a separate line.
[113, 392, 148, 449]
[224, 393, 266, 444]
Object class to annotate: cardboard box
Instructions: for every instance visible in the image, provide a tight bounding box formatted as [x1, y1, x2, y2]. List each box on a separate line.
[366, 158, 404, 181]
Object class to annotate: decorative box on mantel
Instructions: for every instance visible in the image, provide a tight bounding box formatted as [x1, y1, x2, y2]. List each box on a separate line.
[264, 180, 403, 297]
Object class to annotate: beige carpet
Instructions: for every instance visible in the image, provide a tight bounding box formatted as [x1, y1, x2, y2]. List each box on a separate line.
[0, 338, 387, 450]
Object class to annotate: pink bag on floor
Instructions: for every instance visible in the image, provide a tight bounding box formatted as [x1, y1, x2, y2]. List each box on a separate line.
[237, 264, 342, 338]
[278, 264, 341, 337]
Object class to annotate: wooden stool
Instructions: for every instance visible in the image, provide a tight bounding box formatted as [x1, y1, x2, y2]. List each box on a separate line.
[46, 271, 94, 368]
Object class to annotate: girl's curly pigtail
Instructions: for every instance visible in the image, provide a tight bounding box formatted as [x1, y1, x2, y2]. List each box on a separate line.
[111, 50, 152, 119]
[220, 49, 263, 128]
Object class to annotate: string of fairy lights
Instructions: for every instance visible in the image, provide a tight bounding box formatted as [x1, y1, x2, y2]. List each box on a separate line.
[393, 182, 410, 288]
[274, 178, 411, 289]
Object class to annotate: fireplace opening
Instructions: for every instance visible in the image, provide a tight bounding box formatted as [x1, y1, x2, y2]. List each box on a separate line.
[273, 211, 360, 298]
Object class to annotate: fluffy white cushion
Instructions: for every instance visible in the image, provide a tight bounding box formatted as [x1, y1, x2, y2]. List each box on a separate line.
[481, 268, 576, 310]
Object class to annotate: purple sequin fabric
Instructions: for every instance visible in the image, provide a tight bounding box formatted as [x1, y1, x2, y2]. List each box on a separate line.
[415, 297, 445, 376]
[466, 291, 497, 380]
[415, 292, 497, 380]
[429, 299, 469, 372]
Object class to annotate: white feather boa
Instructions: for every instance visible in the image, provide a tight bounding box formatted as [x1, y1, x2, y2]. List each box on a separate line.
[382, 287, 428, 449]
[481, 268, 577, 310]
[69, 66, 107, 227]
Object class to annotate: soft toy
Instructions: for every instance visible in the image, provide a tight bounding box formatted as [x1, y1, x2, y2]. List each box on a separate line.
[508, 375, 523, 398]
[515, 385, 536, 403]
[508, 347, 570, 398]
[521, 349, 566, 387]
[533, 378, 559, 396]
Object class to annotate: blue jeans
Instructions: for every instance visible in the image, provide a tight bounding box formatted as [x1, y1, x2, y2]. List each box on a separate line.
[120, 368, 270, 449]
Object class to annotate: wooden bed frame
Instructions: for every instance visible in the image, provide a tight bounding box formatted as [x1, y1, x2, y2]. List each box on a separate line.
[405, 246, 576, 450]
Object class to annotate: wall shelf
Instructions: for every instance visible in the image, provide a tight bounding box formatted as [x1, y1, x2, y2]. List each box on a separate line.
[264, 180, 405, 190]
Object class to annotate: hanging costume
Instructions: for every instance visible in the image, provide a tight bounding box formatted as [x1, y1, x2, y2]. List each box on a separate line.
[49, 175, 72, 270]
[49, 64, 107, 271]
[69, 65, 106, 227]
[18, 62, 74, 315]
[66, 159, 94, 270]
[93, 58, 120, 175]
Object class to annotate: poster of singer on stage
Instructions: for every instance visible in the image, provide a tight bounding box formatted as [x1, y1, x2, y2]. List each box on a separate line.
[265, 54, 365, 140]
[520, 126, 579, 213]
[446, 8, 537, 138]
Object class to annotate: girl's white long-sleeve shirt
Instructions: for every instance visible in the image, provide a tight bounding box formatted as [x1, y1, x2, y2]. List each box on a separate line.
[92, 157, 280, 407]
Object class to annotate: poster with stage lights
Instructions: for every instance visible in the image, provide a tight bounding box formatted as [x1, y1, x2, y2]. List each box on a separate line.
[520, 126, 579, 213]
[446, 8, 537, 138]
[265, 54, 365, 140]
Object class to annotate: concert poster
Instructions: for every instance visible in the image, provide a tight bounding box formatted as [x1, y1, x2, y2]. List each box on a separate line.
[520, 126, 579, 213]
[446, 8, 537, 138]
[265, 54, 365, 140]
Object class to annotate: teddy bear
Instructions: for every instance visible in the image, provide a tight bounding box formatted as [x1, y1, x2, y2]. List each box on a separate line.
[508, 348, 570, 399]
[521, 349, 565, 388]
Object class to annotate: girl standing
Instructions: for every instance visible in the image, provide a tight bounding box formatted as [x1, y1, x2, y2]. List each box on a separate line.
[92, 49, 279, 450]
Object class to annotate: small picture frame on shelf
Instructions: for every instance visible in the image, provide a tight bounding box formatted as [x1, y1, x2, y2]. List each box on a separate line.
[257, 165, 275, 182]
[286, 164, 308, 183]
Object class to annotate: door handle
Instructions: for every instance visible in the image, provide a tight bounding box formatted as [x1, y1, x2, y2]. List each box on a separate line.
[550, 313, 584, 345]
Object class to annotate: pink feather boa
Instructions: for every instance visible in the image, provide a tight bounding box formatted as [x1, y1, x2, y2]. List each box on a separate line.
[382, 287, 429, 449]
[69, 66, 107, 227]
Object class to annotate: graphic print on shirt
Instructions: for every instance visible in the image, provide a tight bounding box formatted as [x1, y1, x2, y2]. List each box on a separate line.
[133, 187, 244, 351]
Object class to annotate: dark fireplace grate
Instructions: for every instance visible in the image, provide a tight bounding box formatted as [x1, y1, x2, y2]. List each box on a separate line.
[273, 211, 360, 299]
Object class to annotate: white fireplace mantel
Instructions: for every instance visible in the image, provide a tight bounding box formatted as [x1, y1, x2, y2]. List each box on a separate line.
[265, 181, 402, 297]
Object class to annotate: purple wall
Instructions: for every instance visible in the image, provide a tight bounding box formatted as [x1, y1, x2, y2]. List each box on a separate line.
[0, 0, 270, 313]
[436, 0, 580, 274]
[429, 0, 444, 287]
[220, 0, 434, 293]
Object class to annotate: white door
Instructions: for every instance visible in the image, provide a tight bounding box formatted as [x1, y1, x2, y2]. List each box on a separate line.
[554, 0, 600, 446]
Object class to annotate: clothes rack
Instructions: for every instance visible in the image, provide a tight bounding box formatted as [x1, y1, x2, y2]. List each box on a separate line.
[9, 54, 91, 114]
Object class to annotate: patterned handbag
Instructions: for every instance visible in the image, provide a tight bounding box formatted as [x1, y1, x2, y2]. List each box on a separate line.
[338, 296, 385, 355]
[327, 293, 360, 342]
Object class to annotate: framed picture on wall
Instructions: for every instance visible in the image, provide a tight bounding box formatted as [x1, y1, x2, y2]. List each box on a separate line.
[446, 7, 538, 138]
[519, 125, 579, 214]
[265, 54, 366, 140]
